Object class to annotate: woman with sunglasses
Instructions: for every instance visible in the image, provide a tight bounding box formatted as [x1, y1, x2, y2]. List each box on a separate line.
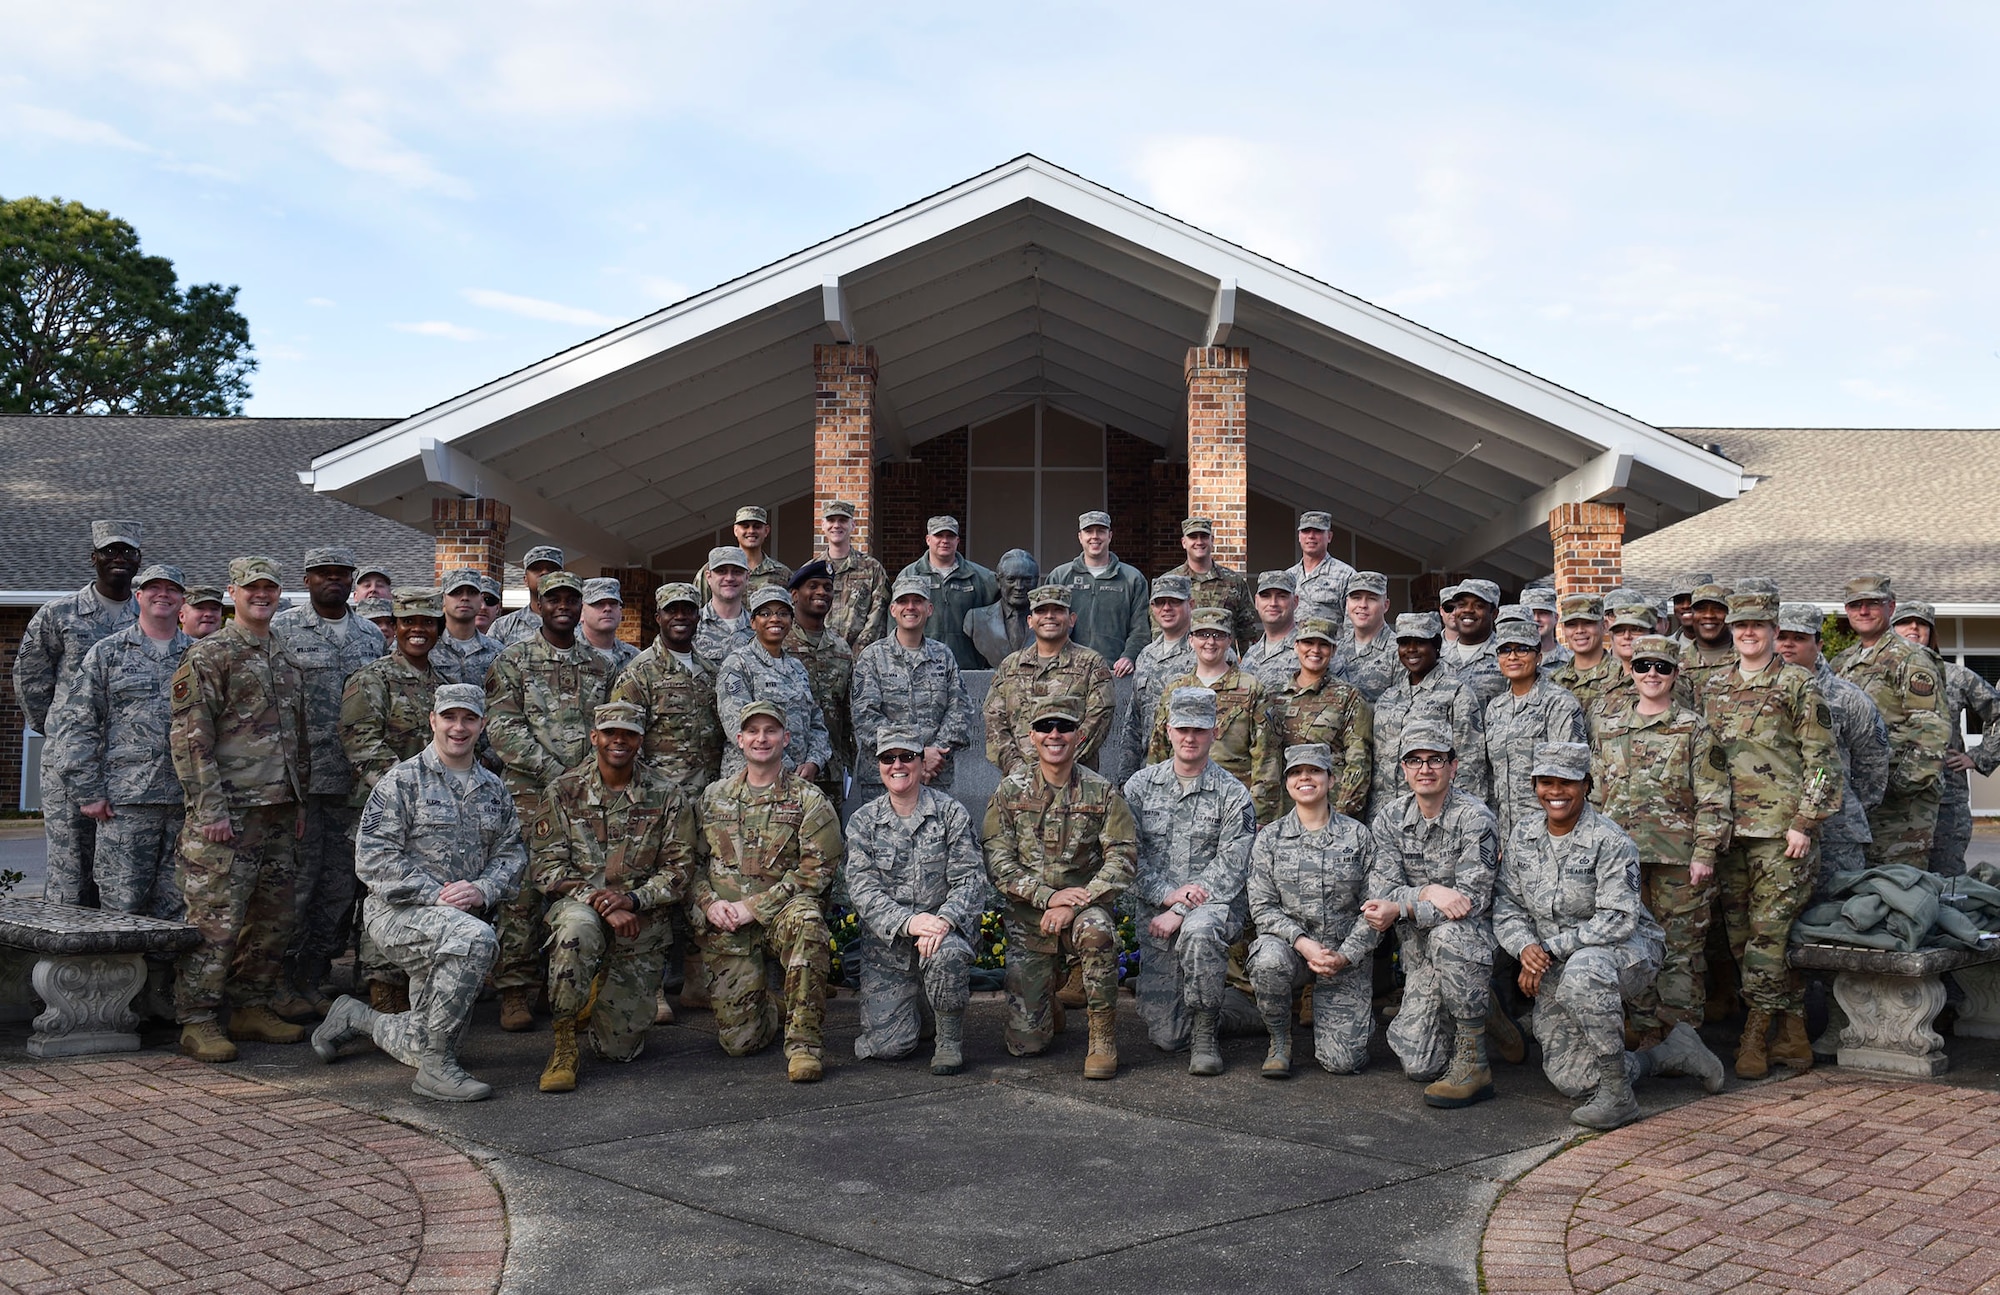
[1482, 621, 1587, 844]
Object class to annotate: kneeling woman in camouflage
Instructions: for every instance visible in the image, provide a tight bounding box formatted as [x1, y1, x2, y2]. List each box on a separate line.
[1494, 743, 1720, 1131]
[1246, 743, 1392, 1077]
[845, 731, 989, 1074]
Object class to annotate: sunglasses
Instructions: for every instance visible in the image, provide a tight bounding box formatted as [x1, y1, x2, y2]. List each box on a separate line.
[878, 751, 920, 765]
[482, 595, 500, 606]
[1030, 718, 1079, 734]
[1631, 659, 1678, 676]
[1400, 754, 1450, 769]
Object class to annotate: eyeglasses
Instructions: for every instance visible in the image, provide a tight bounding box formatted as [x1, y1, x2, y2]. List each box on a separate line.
[1400, 754, 1450, 770]
[1630, 659, 1678, 676]
[1030, 718, 1079, 734]
[878, 751, 920, 765]
[1495, 643, 1540, 657]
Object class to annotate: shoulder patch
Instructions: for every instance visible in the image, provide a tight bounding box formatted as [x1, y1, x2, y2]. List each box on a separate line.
[1709, 745, 1727, 771]
[536, 818, 551, 838]
[1909, 670, 1937, 698]
[1815, 703, 1833, 729]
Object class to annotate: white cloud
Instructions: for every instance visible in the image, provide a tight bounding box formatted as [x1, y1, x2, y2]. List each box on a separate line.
[1129, 134, 1321, 269]
[463, 288, 619, 328]
[2, 103, 147, 151]
[392, 320, 486, 342]
[637, 277, 692, 307]
[306, 297, 336, 308]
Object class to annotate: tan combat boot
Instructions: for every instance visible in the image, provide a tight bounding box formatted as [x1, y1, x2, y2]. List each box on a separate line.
[180, 1020, 238, 1063]
[540, 1017, 581, 1093]
[654, 987, 675, 1025]
[499, 986, 536, 1032]
[1769, 1012, 1813, 1071]
[1055, 964, 1086, 1009]
[229, 1004, 307, 1044]
[1735, 1008, 1772, 1079]
[679, 951, 712, 1009]
[788, 1052, 824, 1083]
[1083, 1008, 1119, 1080]
[1424, 1018, 1496, 1109]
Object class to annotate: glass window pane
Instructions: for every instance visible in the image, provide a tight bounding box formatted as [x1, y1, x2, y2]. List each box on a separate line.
[1040, 472, 1105, 568]
[969, 469, 1036, 566]
[1041, 406, 1104, 467]
[970, 406, 1035, 467]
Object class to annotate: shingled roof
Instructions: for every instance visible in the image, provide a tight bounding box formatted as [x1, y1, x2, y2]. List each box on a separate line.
[1623, 427, 2000, 608]
[0, 416, 430, 596]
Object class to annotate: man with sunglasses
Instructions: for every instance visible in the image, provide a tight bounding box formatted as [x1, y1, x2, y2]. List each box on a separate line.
[985, 585, 1115, 777]
[1483, 621, 1587, 844]
[1370, 613, 1490, 812]
[845, 731, 987, 1074]
[984, 694, 1137, 1079]
[474, 576, 503, 634]
[433, 569, 505, 687]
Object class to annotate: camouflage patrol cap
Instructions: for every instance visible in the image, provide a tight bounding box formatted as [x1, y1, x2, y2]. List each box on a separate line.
[1167, 686, 1219, 730]
[1284, 742, 1333, 773]
[1530, 742, 1592, 781]
[1631, 635, 1680, 666]
[1297, 510, 1333, 531]
[302, 545, 357, 571]
[1892, 600, 1936, 628]
[354, 597, 394, 620]
[1496, 604, 1530, 624]
[737, 699, 788, 727]
[523, 545, 565, 569]
[1149, 574, 1192, 603]
[433, 682, 486, 717]
[1347, 571, 1388, 598]
[1394, 612, 1444, 640]
[875, 730, 923, 756]
[734, 505, 769, 525]
[229, 556, 283, 586]
[1671, 572, 1715, 599]
[440, 568, 483, 594]
[747, 586, 794, 613]
[392, 587, 443, 619]
[1449, 578, 1501, 608]
[183, 585, 224, 606]
[1689, 581, 1732, 608]
[1029, 584, 1072, 609]
[1735, 576, 1780, 596]
[926, 515, 960, 536]
[706, 545, 750, 572]
[890, 574, 933, 601]
[656, 581, 701, 609]
[537, 571, 584, 598]
[1030, 693, 1084, 724]
[1257, 570, 1298, 595]
[1398, 720, 1456, 759]
[1608, 607, 1656, 632]
[91, 519, 142, 550]
[1843, 574, 1894, 606]
[477, 574, 502, 599]
[1295, 617, 1339, 645]
[1519, 585, 1559, 614]
[1181, 517, 1214, 536]
[1778, 602, 1824, 635]
[135, 563, 185, 590]
[821, 499, 856, 519]
[355, 560, 392, 583]
[1493, 621, 1543, 650]
[1077, 510, 1112, 530]
[1189, 608, 1232, 635]
[582, 577, 622, 605]
[592, 701, 647, 734]
[1559, 593, 1604, 624]
[788, 559, 833, 590]
[1724, 592, 1779, 625]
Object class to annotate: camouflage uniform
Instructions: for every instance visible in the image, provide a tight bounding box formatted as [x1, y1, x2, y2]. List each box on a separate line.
[699, 552, 792, 602]
[588, 635, 641, 679]
[894, 555, 999, 671]
[1288, 556, 1355, 626]
[850, 637, 971, 791]
[47, 622, 193, 917]
[1931, 659, 2000, 876]
[1371, 664, 1490, 808]
[1814, 657, 1889, 877]
[536, 761, 698, 1061]
[1270, 674, 1373, 817]
[431, 628, 504, 687]
[1549, 653, 1628, 723]
[13, 582, 135, 903]
[355, 748, 527, 1071]
[1147, 666, 1282, 823]
[1677, 637, 1738, 708]
[1242, 631, 1298, 690]
[484, 635, 617, 993]
[488, 606, 543, 647]
[844, 786, 989, 1059]
[1832, 631, 1947, 866]
[716, 641, 832, 779]
[1370, 789, 1500, 1078]
[169, 621, 311, 1023]
[1123, 758, 1257, 1051]
[339, 647, 440, 994]
[1482, 680, 1588, 843]
[694, 771, 843, 1061]
[694, 605, 754, 664]
[1494, 807, 1664, 1098]
[784, 623, 854, 803]
[1162, 562, 1257, 651]
[983, 763, 1137, 1054]
[610, 643, 724, 794]
[1441, 637, 1505, 709]
[826, 550, 891, 650]
[1245, 808, 1391, 1073]
[1588, 696, 1731, 1031]
[986, 642, 1116, 775]
[1121, 630, 1196, 775]
[1334, 628, 1400, 704]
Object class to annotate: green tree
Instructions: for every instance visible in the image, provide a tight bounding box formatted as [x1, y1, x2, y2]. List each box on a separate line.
[0, 195, 255, 415]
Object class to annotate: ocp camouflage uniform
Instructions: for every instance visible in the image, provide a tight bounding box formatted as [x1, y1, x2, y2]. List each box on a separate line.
[169, 622, 311, 1023]
[844, 787, 989, 1059]
[1245, 808, 1391, 1073]
[1442, 637, 1505, 709]
[1120, 633, 1195, 775]
[1482, 680, 1588, 843]
[431, 629, 504, 687]
[1271, 674, 1373, 817]
[355, 749, 527, 1070]
[1371, 665, 1490, 808]
[609, 644, 724, 793]
[484, 636, 616, 993]
[1162, 562, 1257, 650]
[826, 550, 891, 650]
[1493, 809, 1664, 1097]
[1699, 660, 1841, 1013]
[47, 622, 193, 917]
[850, 637, 970, 791]
[1370, 790, 1500, 1078]
[1549, 653, 1627, 722]
[536, 762, 698, 1061]
[1148, 667, 1282, 823]
[1676, 638, 1737, 708]
[1288, 557, 1355, 626]
[694, 771, 843, 1061]
[1123, 759, 1256, 1051]
[983, 764, 1137, 1054]
[1334, 628, 1400, 703]
[1932, 660, 2000, 876]
[1832, 633, 1947, 866]
[1588, 701, 1731, 1031]
[784, 623, 853, 803]
[13, 582, 135, 903]
[717, 641, 832, 779]
[986, 642, 1116, 775]
[694, 605, 754, 664]
[1814, 658, 1889, 878]
[339, 649, 440, 993]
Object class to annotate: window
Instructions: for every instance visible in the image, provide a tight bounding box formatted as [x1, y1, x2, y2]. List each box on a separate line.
[966, 403, 1105, 567]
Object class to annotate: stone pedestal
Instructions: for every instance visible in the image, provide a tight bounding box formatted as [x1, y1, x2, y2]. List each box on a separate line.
[1790, 942, 2000, 1078]
[29, 951, 146, 1058]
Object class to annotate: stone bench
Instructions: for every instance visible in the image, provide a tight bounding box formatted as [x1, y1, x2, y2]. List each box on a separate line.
[0, 898, 200, 1059]
[1789, 941, 2000, 1078]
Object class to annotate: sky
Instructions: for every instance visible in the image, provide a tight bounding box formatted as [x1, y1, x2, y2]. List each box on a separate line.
[3, 1, 1994, 428]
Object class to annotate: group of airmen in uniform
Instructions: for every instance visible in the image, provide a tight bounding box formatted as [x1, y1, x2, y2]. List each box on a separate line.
[17, 502, 1989, 1126]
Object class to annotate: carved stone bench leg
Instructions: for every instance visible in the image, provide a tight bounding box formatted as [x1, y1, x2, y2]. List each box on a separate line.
[1831, 970, 1949, 1077]
[29, 952, 146, 1058]
[1954, 961, 2000, 1040]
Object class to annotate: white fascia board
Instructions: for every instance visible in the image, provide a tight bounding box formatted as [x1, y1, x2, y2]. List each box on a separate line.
[1431, 451, 1633, 572]
[0, 590, 77, 607]
[1931, 605, 2000, 619]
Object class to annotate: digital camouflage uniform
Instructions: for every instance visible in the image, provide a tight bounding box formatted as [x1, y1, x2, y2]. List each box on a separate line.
[1121, 631, 1196, 775]
[895, 555, 999, 671]
[1494, 808, 1665, 1097]
[355, 749, 527, 1071]
[826, 549, 891, 650]
[1370, 789, 1500, 1078]
[694, 771, 843, 1061]
[1334, 628, 1400, 704]
[1270, 673, 1373, 817]
[1162, 562, 1257, 651]
[610, 643, 724, 794]
[48, 621, 193, 918]
[1814, 657, 1889, 878]
[850, 637, 971, 791]
[484, 635, 617, 993]
[1242, 631, 1299, 691]
[168, 621, 311, 1022]
[694, 604, 753, 664]
[986, 642, 1116, 775]
[488, 605, 543, 647]
[784, 623, 853, 804]
[339, 647, 440, 992]
[983, 763, 1137, 1054]
[1123, 758, 1257, 1051]
[1371, 664, 1489, 809]
[14, 582, 135, 903]
[1482, 679, 1588, 843]
[1288, 556, 1355, 627]
[699, 552, 792, 602]
[431, 628, 504, 687]
[844, 786, 989, 1059]
[1246, 808, 1392, 1073]
[1148, 666, 1282, 823]
[1832, 632, 1948, 866]
[717, 640, 833, 779]
[536, 761, 698, 1061]
[1441, 637, 1505, 709]
[1931, 659, 2000, 876]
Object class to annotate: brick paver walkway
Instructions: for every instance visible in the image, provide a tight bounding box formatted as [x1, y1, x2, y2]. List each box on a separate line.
[1482, 1073, 2000, 1294]
[0, 1054, 504, 1294]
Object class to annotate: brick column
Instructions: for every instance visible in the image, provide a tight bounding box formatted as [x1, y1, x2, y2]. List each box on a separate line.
[814, 343, 876, 556]
[1549, 501, 1625, 597]
[1185, 346, 1250, 569]
[602, 566, 663, 647]
[432, 497, 511, 585]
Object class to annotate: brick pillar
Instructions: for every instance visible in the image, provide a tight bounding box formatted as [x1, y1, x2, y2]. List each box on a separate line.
[1185, 346, 1250, 569]
[814, 343, 876, 556]
[432, 497, 511, 584]
[1549, 501, 1625, 597]
[602, 566, 662, 647]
